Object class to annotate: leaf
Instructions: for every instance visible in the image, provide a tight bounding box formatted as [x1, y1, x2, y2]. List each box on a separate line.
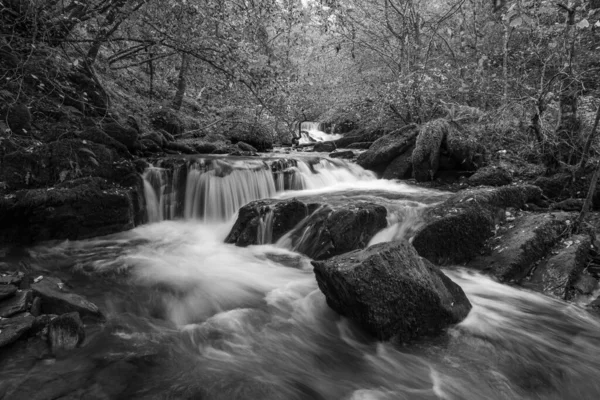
[577, 19, 590, 29]
[510, 17, 523, 28]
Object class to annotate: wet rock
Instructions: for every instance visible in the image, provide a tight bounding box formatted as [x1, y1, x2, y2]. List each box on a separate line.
[525, 234, 592, 299]
[32, 276, 103, 319]
[332, 128, 379, 148]
[382, 145, 414, 180]
[0, 274, 22, 286]
[237, 141, 258, 152]
[226, 199, 309, 246]
[164, 141, 195, 154]
[0, 290, 32, 318]
[48, 312, 85, 351]
[468, 212, 573, 282]
[468, 166, 513, 187]
[357, 126, 417, 174]
[0, 178, 135, 244]
[150, 109, 184, 136]
[31, 314, 56, 335]
[312, 241, 471, 341]
[191, 141, 218, 154]
[412, 184, 543, 265]
[0, 315, 35, 348]
[30, 296, 42, 316]
[572, 273, 597, 296]
[313, 141, 336, 152]
[0, 284, 17, 300]
[284, 202, 388, 260]
[329, 150, 355, 159]
[346, 142, 373, 150]
[78, 127, 131, 157]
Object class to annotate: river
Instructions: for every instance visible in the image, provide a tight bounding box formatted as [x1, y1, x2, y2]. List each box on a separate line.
[1, 154, 600, 399]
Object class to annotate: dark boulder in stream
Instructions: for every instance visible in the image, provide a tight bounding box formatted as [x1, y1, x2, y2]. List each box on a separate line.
[412, 184, 543, 265]
[226, 199, 387, 260]
[225, 198, 310, 246]
[312, 241, 471, 341]
[356, 126, 417, 174]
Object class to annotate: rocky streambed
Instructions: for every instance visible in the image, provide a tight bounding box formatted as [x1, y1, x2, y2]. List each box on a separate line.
[1, 154, 600, 399]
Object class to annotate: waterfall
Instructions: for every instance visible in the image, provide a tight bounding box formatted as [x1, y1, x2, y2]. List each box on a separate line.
[299, 121, 343, 144]
[142, 156, 376, 223]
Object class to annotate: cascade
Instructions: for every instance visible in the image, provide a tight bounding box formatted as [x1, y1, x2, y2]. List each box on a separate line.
[299, 121, 343, 144]
[142, 156, 376, 222]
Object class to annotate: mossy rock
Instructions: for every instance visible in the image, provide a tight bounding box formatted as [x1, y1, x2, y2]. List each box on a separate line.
[1, 139, 121, 190]
[412, 184, 543, 264]
[150, 109, 184, 136]
[412, 119, 450, 182]
[225, 123, 274, 152]
[0, 177, 136, 244]
[356, 125, 417, 174]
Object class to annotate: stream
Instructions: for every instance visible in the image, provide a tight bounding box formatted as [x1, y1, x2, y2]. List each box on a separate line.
[1, 154, 600, 399]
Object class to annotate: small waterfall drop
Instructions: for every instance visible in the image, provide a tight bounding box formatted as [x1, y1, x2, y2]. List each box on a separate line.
[142, 156, 376, 223]
[299, 121, 343, 144]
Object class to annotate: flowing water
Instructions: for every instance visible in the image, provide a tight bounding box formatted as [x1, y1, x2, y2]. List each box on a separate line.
[299, 122, 343, 144]
[2, 155, 600, 399]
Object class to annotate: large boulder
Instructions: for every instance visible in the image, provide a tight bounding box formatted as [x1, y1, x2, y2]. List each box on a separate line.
[382, 145, 414, 180]
[0, 178, 136, 244]
[150, 109, 184, 136]
[332, 128, 380, 148]
[0, 315, 35, 348]
[101, 122, 140, 151]
[357, 126, 417, 174]
[226, 123, 274, 152]
[312, 241, 472, 341]
[225, 199, 309, 246]
[524, 234, 592, 299]
[0, 289, 32, 317]
[32, 276, 103, 319]
[1, 139, 121, 190]
[468, 212, 574, 282]
[412, 184, 543, 265]
[283, 202, 388, 260]
[226, 199, 387, 260]
[468, 166, 513, 187]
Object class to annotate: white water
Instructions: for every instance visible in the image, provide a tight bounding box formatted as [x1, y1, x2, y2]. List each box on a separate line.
[5, 156, 600, 399]
[299, 121, 343, 144]
[13, 215, 600, 399]
[143, 156, 377, 222]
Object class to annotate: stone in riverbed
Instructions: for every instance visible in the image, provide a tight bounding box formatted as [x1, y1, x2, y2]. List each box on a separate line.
[524, 234, 592, 299]
[0, 315, 35, 348]
[313, 141, 336, 152]
[32, 277, 103, 320]
[225, 198, 309, 246]
[357, 126, 417, 174]
[0, 290, 32, 318]
[329, 150, 355, 159]
[312, 241, 471, 341]
[0, 284, 17, 300]
[468, 212, 573, 282]
[412, 184, 543, 265]
[48, 312, 85, 351]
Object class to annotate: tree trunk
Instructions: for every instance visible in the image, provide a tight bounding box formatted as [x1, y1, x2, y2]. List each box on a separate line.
[577, 104, 600, 173]
[556, 3, 580, 164]
[576, 161, 600, 232]
[171, 53, 189, 111]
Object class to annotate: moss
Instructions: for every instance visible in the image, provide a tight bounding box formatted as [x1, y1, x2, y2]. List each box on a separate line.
[412, 119, 450, 181]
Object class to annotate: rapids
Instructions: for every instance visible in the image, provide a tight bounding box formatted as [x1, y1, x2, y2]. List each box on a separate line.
[299, 122, 343, 144]
[2, 155, 600, 399]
